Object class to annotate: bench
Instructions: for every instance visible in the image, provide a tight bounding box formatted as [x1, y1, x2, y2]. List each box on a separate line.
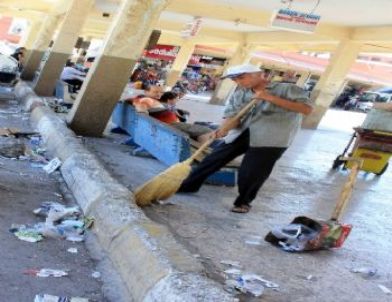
[112, 102, 238, 186]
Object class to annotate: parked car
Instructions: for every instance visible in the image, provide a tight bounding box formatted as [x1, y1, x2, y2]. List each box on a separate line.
[344, 91, 392, 112]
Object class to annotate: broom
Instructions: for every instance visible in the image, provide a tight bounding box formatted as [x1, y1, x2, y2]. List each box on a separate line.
[134, 98, 259, 206]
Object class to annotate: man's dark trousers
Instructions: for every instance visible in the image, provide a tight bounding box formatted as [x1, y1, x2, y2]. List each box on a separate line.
[64, 79, 83, 92]
[178, 129, 286, 206]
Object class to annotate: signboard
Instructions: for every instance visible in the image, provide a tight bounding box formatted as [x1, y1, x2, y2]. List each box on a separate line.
[271, 9, 321, 33]
[143, 45, 180, 61]
[8, 18, 28, 36]
[181, 16, 203, 38]
[0, 16, 22, 43]
[143, 45, 226, 68]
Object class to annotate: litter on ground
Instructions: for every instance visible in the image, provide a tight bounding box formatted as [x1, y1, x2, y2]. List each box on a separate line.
[378, 284, 392, 295]
[11, 202, 91, 243]
[24, 268, 68, 278]
[43, 157, 62, 174]
[34, 294, 89, 302]
[67, 247, 78, 254]
[350, 267, 378, 278]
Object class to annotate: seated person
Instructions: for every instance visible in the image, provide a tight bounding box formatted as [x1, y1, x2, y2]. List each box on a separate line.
[158, 91, 212, 142]
[127, 86, 212, 142]
[128, 85, 179, 124]
[159, 91, 189, 122]
[60, 60, 86, 92]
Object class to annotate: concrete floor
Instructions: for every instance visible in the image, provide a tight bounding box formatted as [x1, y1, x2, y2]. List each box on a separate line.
[84, 102, 392, 302]
[0, 89, 125, 302]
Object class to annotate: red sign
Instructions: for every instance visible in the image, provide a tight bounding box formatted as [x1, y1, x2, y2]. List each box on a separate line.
[143, 44, 200, 64]
[143, 45, 179, 61]
[0, 16, 21, 44]
[189, 55, 201, 65]
[143, 44, 224, 67]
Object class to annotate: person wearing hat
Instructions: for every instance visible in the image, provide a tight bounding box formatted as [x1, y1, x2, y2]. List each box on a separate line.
[177, 64, 313, 213]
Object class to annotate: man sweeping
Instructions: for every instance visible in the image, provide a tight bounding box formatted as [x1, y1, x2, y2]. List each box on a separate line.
[177, 64, 313, 213]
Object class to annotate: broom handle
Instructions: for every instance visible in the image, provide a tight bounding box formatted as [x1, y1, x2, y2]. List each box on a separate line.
[220, 98, 259, 132]
[331, 158, 362, 221]
[188, 98, 260, 162]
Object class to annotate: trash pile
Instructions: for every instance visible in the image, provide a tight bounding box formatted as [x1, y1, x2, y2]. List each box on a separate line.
[0, 130, 46, 163]
[10, 202, 95, 300]
[10, 201, 93, 243]
[221, 260, 279, 297]
[0, 127, 63, 174]
[26, 135, 62, 173]
[268, 223, 319, 252]
[265, 218, 352, 252]
[24, 135, 47, 163]
[44, 98, 72, 114]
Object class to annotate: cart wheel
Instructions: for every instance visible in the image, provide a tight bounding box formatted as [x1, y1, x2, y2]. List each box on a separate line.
[332, 156, 345, 169]
[375, 163, 388, 176]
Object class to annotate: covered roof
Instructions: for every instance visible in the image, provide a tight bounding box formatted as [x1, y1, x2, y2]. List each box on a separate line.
[253, 51, 392, 86]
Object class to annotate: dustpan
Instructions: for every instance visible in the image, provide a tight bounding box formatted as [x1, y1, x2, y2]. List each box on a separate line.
[265, 158, 362, 252]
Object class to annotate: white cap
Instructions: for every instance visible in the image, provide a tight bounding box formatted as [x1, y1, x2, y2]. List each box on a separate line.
[221, 64, 261, 79]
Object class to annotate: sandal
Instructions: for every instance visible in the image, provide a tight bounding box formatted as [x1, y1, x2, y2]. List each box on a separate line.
[230, 204, 251, 214]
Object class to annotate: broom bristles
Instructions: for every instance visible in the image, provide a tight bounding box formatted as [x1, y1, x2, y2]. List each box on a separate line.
[135, 160, 192, 206]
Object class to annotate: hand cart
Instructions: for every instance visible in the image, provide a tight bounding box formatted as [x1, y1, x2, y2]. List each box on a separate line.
[332, 127, 392, 176]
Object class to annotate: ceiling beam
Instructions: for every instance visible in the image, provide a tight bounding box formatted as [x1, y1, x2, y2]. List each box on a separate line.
[82, 18, 240, 42]
[0, 0, 70, 15]
[0, 1, 51, 13]
[156, 19, 242, 42]
[159, 30, 238, 46]
[352, 26, 392, 43]
[166, 0, 352, 40]
[0, 8, 45, 22]
[246, 31, 340, 45]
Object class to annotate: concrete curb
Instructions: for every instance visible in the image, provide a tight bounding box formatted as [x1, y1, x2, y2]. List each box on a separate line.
[16, 83, 235, 302]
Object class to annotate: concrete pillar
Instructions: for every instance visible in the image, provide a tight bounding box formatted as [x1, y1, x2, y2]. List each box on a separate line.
[21, 14, 63, 80]
[296, 71, 310, 88]
[67, 0, 170, 137]
[209, 43, 254, 105]
[19, 20, 42, 54]
[166, 41, 195, 87]
[34, 0, 94, 96]
[303, 40, 362, 128]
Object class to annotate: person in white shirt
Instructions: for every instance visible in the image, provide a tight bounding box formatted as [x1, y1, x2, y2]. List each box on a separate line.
[60, 60, 86, 92]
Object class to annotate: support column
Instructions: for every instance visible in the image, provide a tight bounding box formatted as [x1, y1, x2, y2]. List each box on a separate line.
[209, 43, 254, 105]
[18, 20, 42, 76]
[18, 20, 42, 57]
[21, 14, 63, 80]
[67, 0, 170, 137]
[165, 41, 195, 87]
[34, 0, 94, 96]
[303, 40, 361, 128]
[296, 71, 310, 88]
